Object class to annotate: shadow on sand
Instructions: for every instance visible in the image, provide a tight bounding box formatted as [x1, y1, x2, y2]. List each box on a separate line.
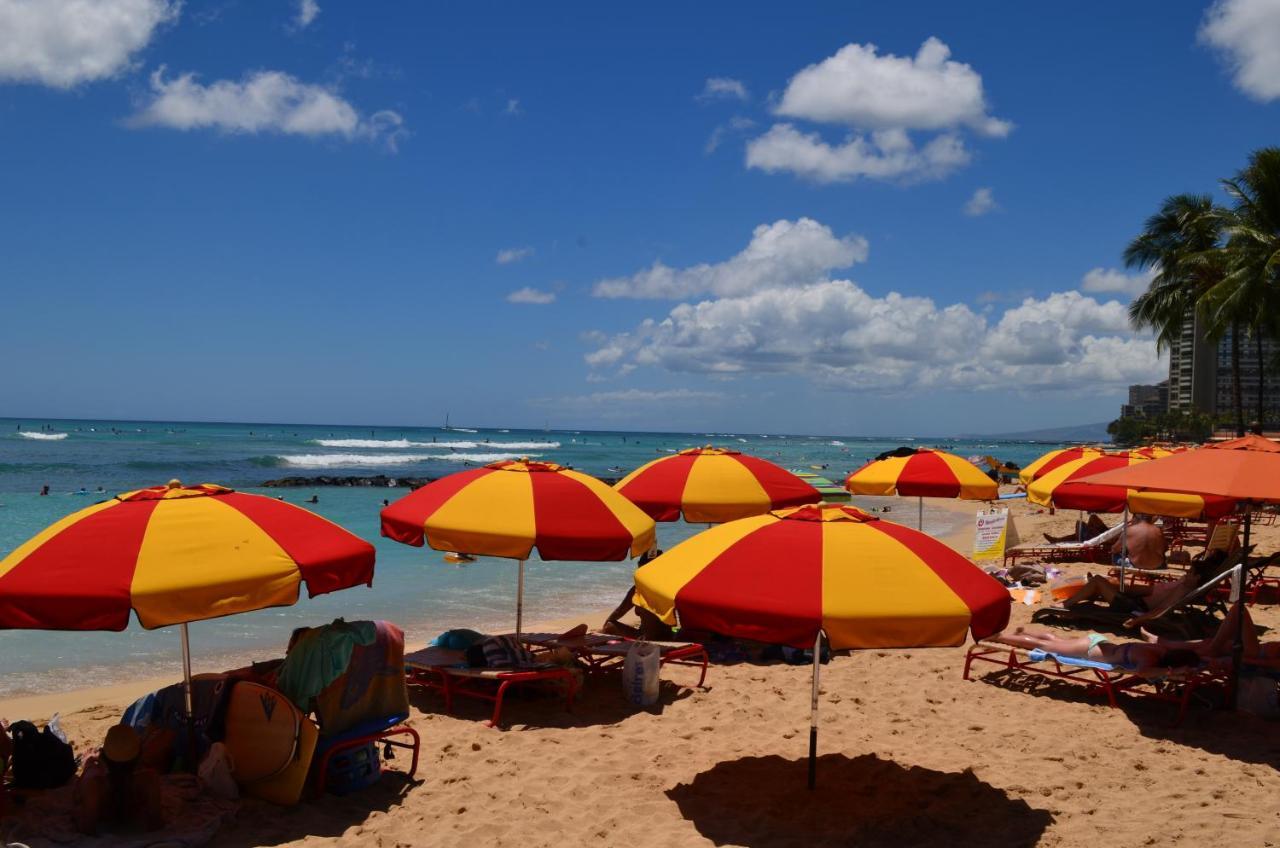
[666, 752, 1053, 848]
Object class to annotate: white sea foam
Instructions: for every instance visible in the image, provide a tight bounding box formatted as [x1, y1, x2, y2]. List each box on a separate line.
[311, 438, 559, 450]
[279, 452, 535, 468]
[18, 432, 67, 440]
[829, 440, 846, 446]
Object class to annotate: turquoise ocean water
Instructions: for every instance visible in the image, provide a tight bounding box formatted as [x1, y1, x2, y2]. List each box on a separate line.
[0, 418, 1064, 697]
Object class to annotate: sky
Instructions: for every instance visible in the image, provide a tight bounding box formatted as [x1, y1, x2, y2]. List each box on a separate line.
[1, 1, 1279, 436]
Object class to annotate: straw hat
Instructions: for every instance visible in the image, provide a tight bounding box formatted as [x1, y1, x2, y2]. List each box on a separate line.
[102, 724, 141, 764]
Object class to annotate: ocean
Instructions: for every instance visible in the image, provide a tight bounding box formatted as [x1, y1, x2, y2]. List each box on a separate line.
[0, 417, 1064, 698]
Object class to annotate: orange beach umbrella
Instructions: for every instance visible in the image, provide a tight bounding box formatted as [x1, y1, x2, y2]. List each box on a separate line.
[634, 503, 1009, 787]
[0, 481, 375, 719]
[1027, 452, 1235, 519]
[614, 446, 821, 523]
[844, 448, 998, 529]
[381, 458, 655, 635]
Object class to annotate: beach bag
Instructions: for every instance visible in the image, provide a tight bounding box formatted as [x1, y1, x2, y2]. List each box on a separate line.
[622, 641, 660, 706]
[478, 635, 535, 668]
[9, 720, 76, 789]
[198, 742, 239, 800]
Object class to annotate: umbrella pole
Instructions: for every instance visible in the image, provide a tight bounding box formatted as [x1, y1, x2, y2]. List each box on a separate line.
[807, 630, 823, 790]
[179, 622, 196, 771]
[516, 558, 525, 639]
[1118, 504, 1129, 591]
[917, 496, 923, 532]
[1229, 509, 1251, 709]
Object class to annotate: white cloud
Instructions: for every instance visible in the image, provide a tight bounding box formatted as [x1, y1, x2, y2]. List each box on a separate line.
[0, 0, 176, 89]
[586, 283, 1162, 393]
[746, 124, 969, 184]
[295, 0, 319, 28]
[705, 115, 755, 154]
[963, 187, 997, 216]
[496, 246, 534, 265]
[1079, 266, 1156, 299]
[1200, 0, 1280, 101]
[592, 217, 868, 299]
[699, 77, 748, 101]
[504, 98, 522, 115]
[130, 68, 406, 149]
[746, 37, 1009, 185]
[506, 287, 556, 305]
[775, 37, 1011, 136]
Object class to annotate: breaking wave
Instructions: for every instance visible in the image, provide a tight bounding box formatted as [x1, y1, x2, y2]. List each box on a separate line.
[311, 438, 559, 450]
[17, 432, 67, 440]
[276, 452, 535, 468]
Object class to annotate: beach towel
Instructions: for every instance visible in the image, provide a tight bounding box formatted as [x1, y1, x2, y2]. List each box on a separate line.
[276, 619, 377, 714]
[312, 621, 411, 737]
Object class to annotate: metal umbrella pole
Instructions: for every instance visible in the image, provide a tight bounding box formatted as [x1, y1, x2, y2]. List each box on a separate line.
[1229, 507, 1252, 709]
[807, 630, 824, 790]
[917, 496, 924, 532]
[516, 559, 525, 639]
[1118, 504, 1130, 591]
[179, 622, 197, 770]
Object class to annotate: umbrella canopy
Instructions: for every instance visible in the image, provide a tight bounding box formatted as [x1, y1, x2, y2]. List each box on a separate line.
[382, 458, 655, 560]
[844, 449, 998, 500]
[1080, 434, 1280, 502]
[0, 481, 375, 631]
[633, 502, 1009, 788]
[1027, 453, 1235, 518]
[614, 447, 820, 523]
[634, 503, 1010, 649]
[1017, 446, 1106, 486]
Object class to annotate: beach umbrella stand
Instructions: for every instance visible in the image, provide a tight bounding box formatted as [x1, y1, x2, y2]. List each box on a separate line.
[807, 630, 824, 790]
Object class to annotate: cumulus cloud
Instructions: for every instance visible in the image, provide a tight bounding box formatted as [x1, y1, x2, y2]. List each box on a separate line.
[1200, 0, 1280, 101]
[776, 37, 1011, 136]
[295, 0, 319, 28]
[746, 37, 1009, 184]
[746, 124, 970, 184]
[592, 218, 868, 299]
[506, 287, 556, 305]
[0, 0, 176, 89]
[705, 115, 756, 154]
[585, 283, 1162, 393]
[699, 77, 749, 101]
[496, 246, 534, 265]
[1079, 266, 1156, 299]
[130, 68, 406, 149]
[963, 187, 998, 216]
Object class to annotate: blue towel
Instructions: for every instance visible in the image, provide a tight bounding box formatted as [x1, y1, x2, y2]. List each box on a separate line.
[1027, 648, 1115, 671]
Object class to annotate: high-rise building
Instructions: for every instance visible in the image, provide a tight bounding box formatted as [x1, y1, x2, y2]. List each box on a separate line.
[1166, 311, 1215, 414]
[1164, 310, 1279, 421]
[1212, 327, 1280, 422]
[1121, 380, 1168, 419]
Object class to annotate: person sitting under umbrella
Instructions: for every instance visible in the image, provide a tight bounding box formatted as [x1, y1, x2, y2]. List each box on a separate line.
[603, 548, 674, 640]
[1043, 513, 1109, 544]
[1059, 556, 1215, 624]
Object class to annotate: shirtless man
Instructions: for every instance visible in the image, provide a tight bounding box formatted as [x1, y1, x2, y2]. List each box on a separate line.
[1112, 513, 1166, 570]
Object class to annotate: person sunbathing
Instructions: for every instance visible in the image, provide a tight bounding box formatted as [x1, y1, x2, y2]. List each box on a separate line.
[1060, 556, 1219, 626]
[1141, 604, 1280, 667]
[1111, 513, 1166, 569]
[603, 548, 675, 640]
[1043, 513, 1110, 544]
[992, 627, 1201, 677]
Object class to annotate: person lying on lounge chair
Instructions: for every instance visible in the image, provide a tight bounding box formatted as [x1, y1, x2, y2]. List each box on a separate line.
[1043, 513, 1110, 544]
[1060, 557, 1220, 626]
[1141, 604, 1280, 667]
[603, 548, 675, 641]
[991, 627, 1202, 678]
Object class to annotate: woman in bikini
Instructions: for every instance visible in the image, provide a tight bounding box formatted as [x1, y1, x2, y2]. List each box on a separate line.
[992, 627, 1202, 677]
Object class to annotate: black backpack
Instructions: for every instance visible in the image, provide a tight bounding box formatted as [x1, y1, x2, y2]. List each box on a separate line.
[9, 720, 76, 789]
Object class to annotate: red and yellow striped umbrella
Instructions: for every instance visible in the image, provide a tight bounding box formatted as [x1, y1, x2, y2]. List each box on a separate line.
[1027, 453, 1234, 518]
[614, 447, 821, 523]
[0, 481, 375, 632]
[635, 503, 1009, 649]
[844, 449, 998, 500]
[1017, 446, 1106, 486]
[382, 459, 656, 635]
[633, 503, 1009, 787]
[382, 458, 655, 561]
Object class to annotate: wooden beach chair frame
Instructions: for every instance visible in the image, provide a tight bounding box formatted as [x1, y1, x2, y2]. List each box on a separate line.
[962, 642, 1223, 724]
[518, 632, 710, 687]
[404, 647, 577, 728]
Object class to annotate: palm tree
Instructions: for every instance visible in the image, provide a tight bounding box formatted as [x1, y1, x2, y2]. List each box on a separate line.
[1124, 195, 1239, 432]
[1215, 147, 1280, 429]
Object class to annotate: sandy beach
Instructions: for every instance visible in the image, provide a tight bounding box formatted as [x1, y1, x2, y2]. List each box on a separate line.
[4, 498, 1278, 848]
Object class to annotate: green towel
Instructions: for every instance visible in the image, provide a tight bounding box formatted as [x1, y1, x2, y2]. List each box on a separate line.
[276, 619, 377, 713]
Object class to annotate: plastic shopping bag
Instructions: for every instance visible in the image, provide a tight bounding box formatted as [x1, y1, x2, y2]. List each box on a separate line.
[622, 641, 660, 706]
[198, 742, 239, 800]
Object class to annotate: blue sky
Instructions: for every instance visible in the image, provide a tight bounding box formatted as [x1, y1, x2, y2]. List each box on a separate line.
[1, 1, 1278, 435]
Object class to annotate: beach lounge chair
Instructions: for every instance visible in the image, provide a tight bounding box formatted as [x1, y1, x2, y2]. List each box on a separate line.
[404, 646, 578, 728]
[962, 642, 1224, 724]
[296, 621, 421, 796]
[1004, 523, 1123, 568]
[519, 632, 710, 687]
